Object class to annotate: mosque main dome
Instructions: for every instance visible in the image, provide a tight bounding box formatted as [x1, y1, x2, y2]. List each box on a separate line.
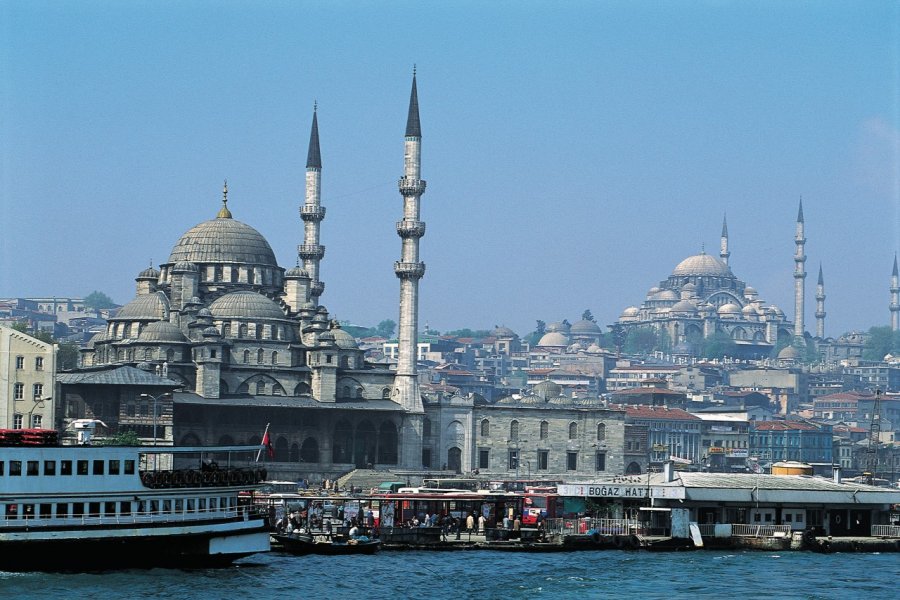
[672, 253, 732, 277]
[167, 216, 278, 267]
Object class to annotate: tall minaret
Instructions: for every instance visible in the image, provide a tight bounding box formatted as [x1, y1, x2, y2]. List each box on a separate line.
[720, 213, 730, 266]
[394, 70, 426, 415]
[299, 105, 326, 306]
[793, 198, 807, 342]
[891, 254, 899, 332]
[815, 264, 826, 339]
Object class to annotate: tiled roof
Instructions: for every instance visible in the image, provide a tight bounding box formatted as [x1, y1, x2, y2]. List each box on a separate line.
[610, 387, 685, 396]
[752, 420, 819, 431]
[612, 404, 700, 420]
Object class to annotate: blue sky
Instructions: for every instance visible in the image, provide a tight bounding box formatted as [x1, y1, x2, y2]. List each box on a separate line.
[1, 1, 898, 338]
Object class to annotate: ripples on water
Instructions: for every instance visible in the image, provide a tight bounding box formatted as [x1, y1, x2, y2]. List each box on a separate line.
[1, 551, 898, 600]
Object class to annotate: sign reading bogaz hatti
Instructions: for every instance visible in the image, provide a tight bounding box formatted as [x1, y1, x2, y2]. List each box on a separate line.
[557, 483, 686, 500]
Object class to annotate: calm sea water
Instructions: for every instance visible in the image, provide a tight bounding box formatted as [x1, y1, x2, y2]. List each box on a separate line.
[2, 550, 898, 599]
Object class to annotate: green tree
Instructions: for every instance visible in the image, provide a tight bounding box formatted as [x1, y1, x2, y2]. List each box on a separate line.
[376, 319, 397, 338]
[700, 331, 738, 360]
[57, 342, 80, 370]
[581, 309, 596, 323]
[623, 327, 658, 355]
[862, 326, 900, 361]
[83, 290, 117, 310]
[98, 430, 142, 446]
[525, 320, 547, 347]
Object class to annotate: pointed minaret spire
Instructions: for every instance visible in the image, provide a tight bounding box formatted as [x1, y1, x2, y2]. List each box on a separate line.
[815, 263, 826, 339]
[299, 104, 326, 305]
[217, 179, 232, 218]
[395, 68, 428, 441]
[306, 102, 322, 169]
[793, 197, 807, 342]
[890, 253, 899, 332]
[720, 213, 730, 266]
[405, 67, 421, 138]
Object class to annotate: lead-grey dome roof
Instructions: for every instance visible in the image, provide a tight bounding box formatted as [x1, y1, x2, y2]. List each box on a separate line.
[167, 216, 278, 267]
[209, 291, 286, 320]
[114, 292, 170, 321]
[570, 319, 602, 334]
[138, 320, 188, 342]
[672, 253, 732, 277]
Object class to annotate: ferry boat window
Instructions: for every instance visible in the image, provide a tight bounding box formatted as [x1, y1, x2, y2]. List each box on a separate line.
[88, 502, 101, 517]
[5, 504, 18, 518]
[60, 460, 72, 475]
[187, 499, 196, 512]
[77, 460, 88, 475]
[174, 499, 183, 513]
[27, 461, 39, 476]
[44, 460, 55, 476]
[22, 504, 35, 519]
[163, 500, 172, 513]
[104, 502, 116, 517]
[93, 460, 104, 475]
[108, 460, 120, 475]
[199, 498, 207, 512]
[56, 503, 69, 518]
[72, 502, 84, 518]
[39, 504, 52, 518]
[120, 501, 131, 516]
[124, 460, 135, 475]
[0, 461, 4, 475]
[210, 498, 218, 511]
[10, 461, 22, 476]
[150, 500, 159, 514]
[137, 500, 146, 514]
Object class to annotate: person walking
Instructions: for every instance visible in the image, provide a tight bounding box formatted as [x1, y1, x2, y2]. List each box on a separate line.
[478, 513, 485, 534]
[466, 513, 474, 533]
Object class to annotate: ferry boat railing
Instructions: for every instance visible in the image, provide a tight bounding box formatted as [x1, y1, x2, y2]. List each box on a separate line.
[1, 505, 266, 529]
[697, 523, 716, 537]
[731, 524, 792, 538]
[871, 524, 900, 538]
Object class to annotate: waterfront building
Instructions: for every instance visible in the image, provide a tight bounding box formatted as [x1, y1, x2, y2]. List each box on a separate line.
[750, 420, 833, 465]
[613, 404, 702, 468]
[0, 325, 56, 429]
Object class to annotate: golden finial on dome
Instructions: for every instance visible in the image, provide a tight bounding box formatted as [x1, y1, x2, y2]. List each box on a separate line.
[217, 179, 232, 218]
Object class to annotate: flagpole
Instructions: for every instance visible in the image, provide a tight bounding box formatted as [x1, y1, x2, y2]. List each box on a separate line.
[256, 422, 270, 463]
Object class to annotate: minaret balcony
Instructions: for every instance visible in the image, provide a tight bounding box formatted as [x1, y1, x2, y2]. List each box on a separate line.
[298, 244, 325, 260]
[396, 220, 426, 238]
[300, 205, 326, 221]
[398, 177, 426, 196]
[311, 281, 325, 297]
[394, 261, 426, 279]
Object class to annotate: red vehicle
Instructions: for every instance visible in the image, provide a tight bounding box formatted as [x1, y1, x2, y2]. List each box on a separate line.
[522, 487, 560, 526]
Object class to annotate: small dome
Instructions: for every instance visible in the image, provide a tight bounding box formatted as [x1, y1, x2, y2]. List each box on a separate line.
[655, 290, 678, 302]
[330, 327, 358, 349]
[546, 321, 570, 333]
[741, 305, 759, 319]
[768, 305, 785, 318]
[621, 306, 640, 318]
[137, 265, 160, 279]
[672, 253, 732, 277]
[533, 380, 563, 401]
[587, 343, 602, 353]
[135, 361, 153, 371]
[197, 308, 213, 318]
[718, 303, 741, 316]
[648, 287, 661, 295]
[671, 299, 697, 314]
[537, 331, 569, 347]
[577, 396, 602, 406]
[115, 292, 170, 321]
[548, 396, 572, 405]
[209, 291, 286, 320]
[492, 326, 517, 338]
[496, 395, 520, 405]
[778, 345, 800, 360]
[138, 320, 188, 342]
[681, 282, 697, 292]
[285, 266, 310, 278]
[744, 286, 758, 296]
[570, 319, 602, 334]
[85, 331, 107, 348]
[518, 396, 544, 405]
[568, 342, 584, 352]
[173, 261, 199, 272]
[202, 326, 221, 337]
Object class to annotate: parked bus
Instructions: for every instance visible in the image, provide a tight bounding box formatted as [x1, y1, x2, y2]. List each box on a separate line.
[521, 487, 561, 526]
[421, 478, 480, 491]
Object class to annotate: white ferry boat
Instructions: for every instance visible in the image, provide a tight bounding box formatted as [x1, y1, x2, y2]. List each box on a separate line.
[0, 438, 271, 570]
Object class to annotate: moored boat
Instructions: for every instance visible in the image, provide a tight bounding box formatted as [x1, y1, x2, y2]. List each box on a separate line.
[273, 532, 381, 555]
[0, 438, 271, 571]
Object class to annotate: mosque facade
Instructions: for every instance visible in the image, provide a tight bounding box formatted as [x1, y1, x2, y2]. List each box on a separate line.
[67, 76, 427, 479]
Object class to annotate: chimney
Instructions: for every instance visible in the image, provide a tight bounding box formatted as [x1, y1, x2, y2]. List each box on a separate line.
[832, 465, 842, 484]
[663, 460, 675, 482]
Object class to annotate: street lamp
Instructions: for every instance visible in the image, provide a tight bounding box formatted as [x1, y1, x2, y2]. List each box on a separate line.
[27, 396, 49, 428]
[140, 393, 171, 446]
[507, 439, 528, 479]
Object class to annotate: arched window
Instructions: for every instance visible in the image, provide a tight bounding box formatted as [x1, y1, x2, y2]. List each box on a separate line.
[166, 348, 174, 362]
[480, 419, 490, 437]
[271, 351, 278, 365]
[238, 324, 248, 338]
[540, 421, 549, 440]
[300, 437, 319, 463]
[382, 388, 392, 400]
[222, 323, 231, 337]
[255, 380, 265, 395]
[144, 348, 152, 360]
[597, 423, 606, 441]
[342, 386, 351, 398]
[378, 421, 399, 464]
[423, 417, 432, 437]
[243, 350, 250, 364]
[568, 422, 578, 440]
[257, 349, 264, 364]
[510, 420, 519, 441]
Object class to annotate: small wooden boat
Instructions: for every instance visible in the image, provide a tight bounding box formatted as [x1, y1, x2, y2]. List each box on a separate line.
[273, 533, 381, 555]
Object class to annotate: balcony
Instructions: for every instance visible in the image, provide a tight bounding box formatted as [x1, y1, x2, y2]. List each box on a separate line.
[398, 177, 426, 196]
[394, 261, 426, 279]
[396, 220, 426, 238]
[300, 205, 326, 221]
[298, 244, 325, 259]
[310, 281, 325, 297]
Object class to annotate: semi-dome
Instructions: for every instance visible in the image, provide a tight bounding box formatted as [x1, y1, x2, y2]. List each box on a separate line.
[570, 319, 602, 334]
[138, 320, 188, 343]
[671, 299, 697, 314]
[208, 291, 286, 320]
[537, 331, 569, 347]
[672, 253, 732, 277]
[167, 216, 278, 267]
[621, 306, 640, 318]
[115, 292, 170, 321]
[654, 290, 678, 302]
[777, 345, 800, 360]
[331, 327, 359, 349]
[718, 303, 741, 317]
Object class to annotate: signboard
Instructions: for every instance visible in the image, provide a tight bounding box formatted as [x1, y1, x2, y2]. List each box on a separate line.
[727, 448, 749, 458]
[558, 483, 685, 500]
[652, 444, 668, 451]
[708, 447, 725, 454]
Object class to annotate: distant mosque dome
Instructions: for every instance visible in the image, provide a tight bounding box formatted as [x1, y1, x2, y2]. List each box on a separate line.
[537, 331, 569, 347]
[492, 325, 517, 338]
[546, 321, 570, 333]
[115, 291, 170, 321]
[167, 214, 278, 268]
[717, 303, 741, 318]
[138, 321, 188, 343]
[777, 345, 800, 360]
[671, 299, 697, 314]
[533, 380, 563, 401]
[570, 319, 602, 335]
[330, 326, 359, 349]
[672, 252, 732, 277]
[209, 291, 286, 320]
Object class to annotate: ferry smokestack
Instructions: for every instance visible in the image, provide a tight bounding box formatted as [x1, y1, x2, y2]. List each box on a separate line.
[832, 465, 842, 484]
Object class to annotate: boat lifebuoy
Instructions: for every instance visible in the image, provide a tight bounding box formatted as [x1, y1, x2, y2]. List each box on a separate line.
[834, 514, 842, 525]
[141, 472, 155, 487]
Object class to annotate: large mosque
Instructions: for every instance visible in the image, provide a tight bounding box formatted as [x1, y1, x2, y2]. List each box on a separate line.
[71, 74, 428, 476]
